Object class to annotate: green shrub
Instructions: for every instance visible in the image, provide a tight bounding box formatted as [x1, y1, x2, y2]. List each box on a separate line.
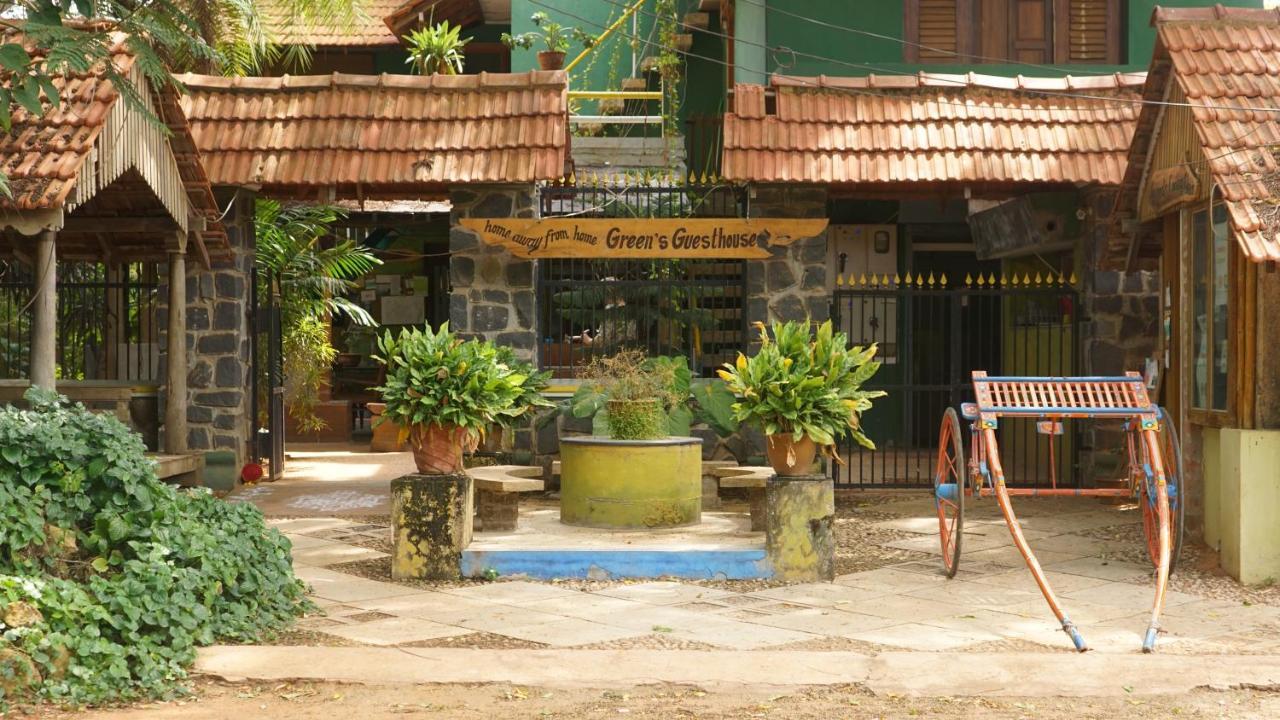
[718, 320, 886, 457]
[0, 389, 308, 704]
[374, 323, 552, 446]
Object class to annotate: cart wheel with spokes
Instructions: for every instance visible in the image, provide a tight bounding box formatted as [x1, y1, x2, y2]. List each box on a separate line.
[934, 407, 965, 578]
[1141, 407, 1185, 575]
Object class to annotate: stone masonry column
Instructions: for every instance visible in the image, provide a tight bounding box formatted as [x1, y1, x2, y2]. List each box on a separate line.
[765, 473, 835, 582]
[447, 185, 538, 360]
[745, 184, 830, 333]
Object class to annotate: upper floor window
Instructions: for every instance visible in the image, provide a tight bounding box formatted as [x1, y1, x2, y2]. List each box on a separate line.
[904, 0, 1123, 65]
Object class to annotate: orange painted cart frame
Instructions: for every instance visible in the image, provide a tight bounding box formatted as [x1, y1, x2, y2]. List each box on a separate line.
[933, 371, 1184, 653]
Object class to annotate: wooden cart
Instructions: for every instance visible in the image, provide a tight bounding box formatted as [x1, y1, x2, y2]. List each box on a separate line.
[933, 371, 1183, 652]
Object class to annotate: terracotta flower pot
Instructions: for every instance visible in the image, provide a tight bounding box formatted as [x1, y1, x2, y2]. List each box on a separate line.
[537, 50, 566, 71]
[410, 423, 469, 474]
[367, 403, 407, 452]
[766, 433, 818, 476]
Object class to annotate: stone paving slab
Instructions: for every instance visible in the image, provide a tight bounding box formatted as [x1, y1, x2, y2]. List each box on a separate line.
[495, 617, 647, 647]
[592, 581, 736, 605]
[745, 607, 903, 636]
[436, 580, 585, 605]
[290, 542, 388, 568]
[196, 646, 1280, 695]
[849, 621, 1004, 650]
[318, 616, 472, 646]
[1041, 557, 1153, 583]
[295, 566, 422, 604]
[748, 581, 889, 606]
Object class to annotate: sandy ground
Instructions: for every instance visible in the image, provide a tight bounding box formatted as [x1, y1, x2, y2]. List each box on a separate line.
[19, 679, 1280, 719]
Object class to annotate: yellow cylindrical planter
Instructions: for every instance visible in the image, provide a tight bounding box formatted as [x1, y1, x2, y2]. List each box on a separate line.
[560, 436, 702, 529]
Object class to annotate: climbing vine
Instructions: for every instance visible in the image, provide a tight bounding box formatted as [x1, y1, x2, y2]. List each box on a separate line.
[654, 0, 683, 150]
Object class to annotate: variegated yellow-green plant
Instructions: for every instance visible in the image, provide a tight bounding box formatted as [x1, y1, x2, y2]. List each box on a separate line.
[718, 319, 885, 458]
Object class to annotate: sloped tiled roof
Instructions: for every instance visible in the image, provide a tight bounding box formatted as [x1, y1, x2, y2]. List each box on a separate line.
[0, 32, 223, 249]
[384, 0, 484, 38]
[177, 71, 570, 196]
[0, 36, 134, 210]
[260, 0, 400, 47]
[722, 72, 1146, 188]
[1112, 6, 1280, 264]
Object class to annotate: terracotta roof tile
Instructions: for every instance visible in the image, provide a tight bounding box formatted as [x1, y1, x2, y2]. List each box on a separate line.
[260, 0, 400, 46]
[1112, 8, 1280, 264]
[177, 71, 569, 193]
[0, 34, 221, 246]
[723, 72, 1143, 187]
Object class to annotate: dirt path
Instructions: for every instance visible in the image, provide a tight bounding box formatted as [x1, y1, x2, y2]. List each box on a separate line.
[25, 680, 1280, 720]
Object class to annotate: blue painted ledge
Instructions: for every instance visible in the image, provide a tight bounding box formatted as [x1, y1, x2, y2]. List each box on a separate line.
[461, 548, 773, 580]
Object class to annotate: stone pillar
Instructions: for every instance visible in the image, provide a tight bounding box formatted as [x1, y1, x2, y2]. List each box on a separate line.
[30, 230, 56, 390]
[745, 185, 829, 332]
[447, 185, 538, 360]
[155, 190, 256, 482]
[765, 474, 835, 582]
[164, 249, 188, 454]
[391, 473, 474, 581]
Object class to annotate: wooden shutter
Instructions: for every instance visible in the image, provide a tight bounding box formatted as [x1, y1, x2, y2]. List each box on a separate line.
[1056, 0, 1122, 64]
[1009, 0, 1052, 63]
[905, 0, 972, 63]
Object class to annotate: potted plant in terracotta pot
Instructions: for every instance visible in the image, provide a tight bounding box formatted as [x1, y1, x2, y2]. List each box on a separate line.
[373, 323, 548, 474]
[718, 319, 885, 476]
[502, 12, 595, 71]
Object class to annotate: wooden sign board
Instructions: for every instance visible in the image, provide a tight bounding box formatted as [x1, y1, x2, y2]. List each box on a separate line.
[459, 218, 830, 259]
[1142, 165, 1201, 220]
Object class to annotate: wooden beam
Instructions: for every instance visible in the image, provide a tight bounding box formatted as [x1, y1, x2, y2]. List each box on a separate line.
[60, 216, 182, 233]
[30, 231, 56, 390]
[191, 232, 211, 271]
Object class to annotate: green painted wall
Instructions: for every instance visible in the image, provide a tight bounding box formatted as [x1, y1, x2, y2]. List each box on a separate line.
[761, 0, 1265, 77]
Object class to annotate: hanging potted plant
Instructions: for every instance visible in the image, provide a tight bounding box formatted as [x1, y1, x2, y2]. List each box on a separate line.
[373, 323, 549, 474]
[718, 320, 886, 476]
[403, 18, 472, 75]
[502, 12, 596, 71]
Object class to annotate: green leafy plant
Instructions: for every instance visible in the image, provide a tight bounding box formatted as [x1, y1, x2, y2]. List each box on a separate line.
[255, 199, 381, 432]
[718, 320, 886, 458]
[0, 389, 308, 704]
[501, 12, 595, 54]
[569, 351, 738, 440]
[373, 323, 551, 446]
[403, 19, 472, 75]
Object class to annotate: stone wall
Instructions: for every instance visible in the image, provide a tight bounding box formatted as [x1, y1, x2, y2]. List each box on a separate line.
[448, 185, 538, 360]
[745, 185, 830, 331]
[158, 189, 255, 475]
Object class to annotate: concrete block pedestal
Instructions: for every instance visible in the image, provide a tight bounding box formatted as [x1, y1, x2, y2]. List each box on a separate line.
[390, 473, 473, 581]
[765, 473, 835, 582]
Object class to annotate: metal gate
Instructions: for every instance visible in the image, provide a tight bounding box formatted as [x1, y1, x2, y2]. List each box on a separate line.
[251, 271, 285, 480]
[831, 273, 1080, 489]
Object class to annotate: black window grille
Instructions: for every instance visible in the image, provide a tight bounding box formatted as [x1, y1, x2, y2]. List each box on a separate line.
[0, 261, 160, 381]
[536, 181, 748, 378]
[537, 257, 747, 379]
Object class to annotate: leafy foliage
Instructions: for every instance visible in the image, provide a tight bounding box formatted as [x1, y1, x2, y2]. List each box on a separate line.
[255, 199, 380, 431]
[403, 19, 471, 75]
[501, 11, 595, 53]
[0, 390, 307, 704]
[570, 352, 739, 440]
[718, 320, 886, 457]
[374, 323, 551, 445]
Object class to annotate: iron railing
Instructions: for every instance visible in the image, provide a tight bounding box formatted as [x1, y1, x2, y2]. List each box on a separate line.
[540, 180, 744, 219]
[832, 274, 1081, 489]
[0, 261, 160, 382]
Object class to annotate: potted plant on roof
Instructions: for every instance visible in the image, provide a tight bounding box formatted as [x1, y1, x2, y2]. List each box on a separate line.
[501, 11, 596, 71]
[718, 319, 886, 476]
[404, 18, 472, 75]
[373, 323, 548, 474]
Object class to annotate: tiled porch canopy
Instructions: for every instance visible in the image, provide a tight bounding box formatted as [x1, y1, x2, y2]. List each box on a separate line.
[177, 70, 570, 200]
[1109, 5, 1280, 265]
[721, 72, 1145, 192]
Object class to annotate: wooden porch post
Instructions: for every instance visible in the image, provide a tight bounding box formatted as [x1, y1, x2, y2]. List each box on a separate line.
[164, 244, 188, 453]
[31, 230, 57, 389]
